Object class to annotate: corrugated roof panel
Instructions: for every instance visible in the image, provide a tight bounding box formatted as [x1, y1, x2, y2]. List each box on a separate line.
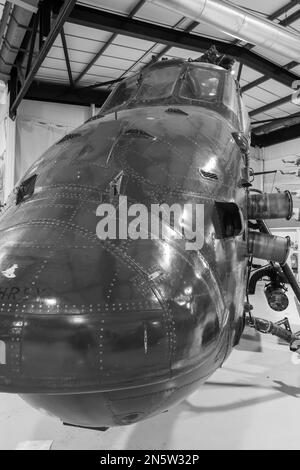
[95, 55, 136, 71]
[251, 112, 280, 122]
[129, 63, 149, 74]
[86, 65, 126, 79]
[151, 44, 170, 54]
[64, 23, 112, 43]
[104, 44, 148, 61]
[41, 57, 68, 72]
[286, 17, 300, 33]
[112, 35, 155, 51]
[135, 2, 183, 27]
[243, 93, 267, 110]
[40, 57, 122, 83]
[77, 0, 138, 15]
[246, 87, 287, 104]
[63, 49, 98, 66]
[240, 78, 250, 87]
[50, 38, 101, 64]
[60, 37, 107, 56]
[35, 68, 71, 81]
[288, 64, 300, 76]
[240, 66, 264, 83]
[36, 66, 117, 85]
[165, 47, 202, 60]
[260, 108, 289, 118]
[258, 79, 294, 97]
[124, 43, 170, 70]
[275, 101, 300, 114]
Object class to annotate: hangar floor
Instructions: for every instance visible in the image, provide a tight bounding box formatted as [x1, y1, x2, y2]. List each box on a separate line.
[1, 283, 300, 450]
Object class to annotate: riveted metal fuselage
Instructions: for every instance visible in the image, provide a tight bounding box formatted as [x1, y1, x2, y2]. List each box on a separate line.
[0, 98, 247, 426]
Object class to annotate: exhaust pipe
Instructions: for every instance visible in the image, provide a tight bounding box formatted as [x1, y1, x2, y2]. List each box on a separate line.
[248, 191, 293, 221]
[248, 232, 290, 264]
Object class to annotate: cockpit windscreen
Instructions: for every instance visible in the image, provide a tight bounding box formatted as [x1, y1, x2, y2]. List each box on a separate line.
[137, 65, 181, 101]
[179, 67, 221, 102]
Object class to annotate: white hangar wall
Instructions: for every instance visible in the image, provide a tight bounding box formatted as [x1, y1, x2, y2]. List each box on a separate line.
[14, 99, 95, 185]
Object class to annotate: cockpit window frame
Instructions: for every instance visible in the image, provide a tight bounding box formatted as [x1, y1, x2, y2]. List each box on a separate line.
[101, 74, 141, 114]
[101, 61, 242, 128]
[177, 64, 224, 105]
[134, 63, 183, 104]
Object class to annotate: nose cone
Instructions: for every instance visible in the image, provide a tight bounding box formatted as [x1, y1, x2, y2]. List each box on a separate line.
[0, 195, 176, 392]
[0, 208, 223, 394]
[0, 114, 232, 428]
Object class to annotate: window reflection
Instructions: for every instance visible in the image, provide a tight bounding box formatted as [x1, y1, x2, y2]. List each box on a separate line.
[102, 76, 139, 112]
[137, 65, 181, 101]
[179, 68, 221, 101]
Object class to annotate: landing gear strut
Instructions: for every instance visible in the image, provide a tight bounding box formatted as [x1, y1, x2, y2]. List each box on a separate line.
[245, 314, 300, 354]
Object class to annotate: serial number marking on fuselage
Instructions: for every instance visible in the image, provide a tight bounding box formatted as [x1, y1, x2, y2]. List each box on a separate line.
[0, 286, 51, 301]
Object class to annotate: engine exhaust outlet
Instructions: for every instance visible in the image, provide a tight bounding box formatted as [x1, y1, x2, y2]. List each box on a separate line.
[248, 232, 291, 264]
[248, 191, 293, 220]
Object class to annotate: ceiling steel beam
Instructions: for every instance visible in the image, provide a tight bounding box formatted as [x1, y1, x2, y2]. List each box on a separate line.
[24, 80, 109, 107]
[0, 2, 12, 51]
[61, 27, 73, 87]
[8, 0, 38, 13]
[278, 8, 300, 26]
[67, 4, 300, 90]
[75, 0, 147, 85]
[252, 122, 300, 147]
[114, 17, 193, 84]
[249, 94, 294, 118]
[26, 11, 39, 76]
[9, 0, 77, 118]
[267, 0, 300, 20]
[242, 61, 298, 93]
[252, 111, 300, 132]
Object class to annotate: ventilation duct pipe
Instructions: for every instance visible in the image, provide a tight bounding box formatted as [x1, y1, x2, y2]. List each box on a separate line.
[248, 191, 293, 221]
[0, 2, 39, 81]
[248, 232, 290, 264]
[148, 0, 300, 62]
[0, 2, 12, 52]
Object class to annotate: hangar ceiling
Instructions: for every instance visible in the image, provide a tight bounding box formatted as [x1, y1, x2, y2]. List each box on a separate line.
[1, 0, 300, 147]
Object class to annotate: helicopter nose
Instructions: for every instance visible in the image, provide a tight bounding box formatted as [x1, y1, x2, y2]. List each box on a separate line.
[0, 217, 174, 393]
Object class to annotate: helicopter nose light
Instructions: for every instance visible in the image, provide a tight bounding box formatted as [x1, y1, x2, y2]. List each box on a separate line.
[264, 284, 289, 312]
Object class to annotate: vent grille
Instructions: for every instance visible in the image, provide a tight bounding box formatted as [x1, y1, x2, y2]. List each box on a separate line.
[86, 114, 104, 123]
[16, 174, 37, 205]
[124, 129, 155, 139]
[57, 133, 81, 144]
[165, 108, 189, 116]
[199, 169, 219, 181]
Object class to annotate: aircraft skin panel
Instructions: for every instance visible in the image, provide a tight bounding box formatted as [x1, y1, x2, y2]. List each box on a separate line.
[0, 60, 248, 426]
